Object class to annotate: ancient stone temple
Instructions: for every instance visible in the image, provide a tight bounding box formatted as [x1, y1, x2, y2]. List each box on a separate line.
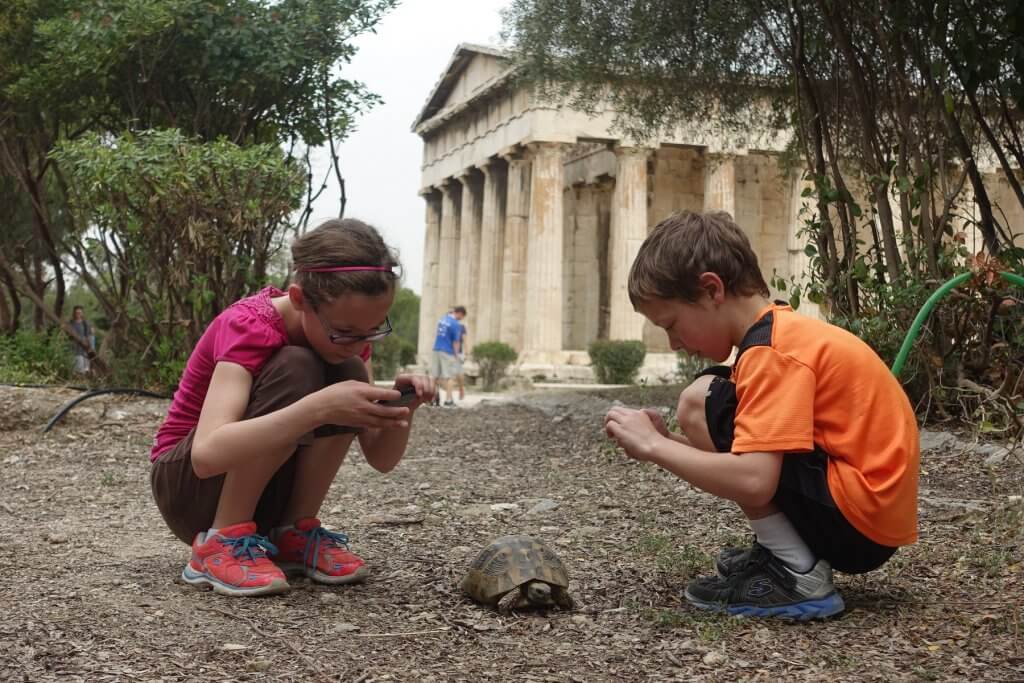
[410, 44, 811, 380]
[411, 44, 1022, 381]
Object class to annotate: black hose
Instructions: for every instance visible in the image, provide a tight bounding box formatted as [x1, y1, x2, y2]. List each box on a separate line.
[42, 388, 170, 433]
[0, 382, 90, 391]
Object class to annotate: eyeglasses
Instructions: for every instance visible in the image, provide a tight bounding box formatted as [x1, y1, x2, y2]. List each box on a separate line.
[314, 309, 393, 345]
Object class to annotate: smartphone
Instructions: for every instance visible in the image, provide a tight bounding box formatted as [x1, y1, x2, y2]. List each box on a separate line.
[377, 384, 418, 407]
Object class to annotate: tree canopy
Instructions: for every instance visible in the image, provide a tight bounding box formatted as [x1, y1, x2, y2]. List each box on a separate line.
[0, 0, 397, 387]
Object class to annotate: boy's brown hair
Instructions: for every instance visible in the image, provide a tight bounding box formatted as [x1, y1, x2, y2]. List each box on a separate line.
[292, 218, 402, 307]
[628, 210, 769, 305]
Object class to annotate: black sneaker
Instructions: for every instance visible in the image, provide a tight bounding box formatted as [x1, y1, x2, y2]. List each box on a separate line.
[685, 546, 845, 620]
[715, 542, 761, 578]
[444, 400, 456, 407]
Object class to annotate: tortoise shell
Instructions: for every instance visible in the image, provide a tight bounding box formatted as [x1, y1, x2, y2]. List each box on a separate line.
[461, 535, 569, 604]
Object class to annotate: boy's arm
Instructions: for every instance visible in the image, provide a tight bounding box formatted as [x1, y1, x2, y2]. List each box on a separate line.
[606, 407, 781, 507]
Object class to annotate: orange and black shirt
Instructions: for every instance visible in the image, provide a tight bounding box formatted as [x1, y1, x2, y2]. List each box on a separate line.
[731, 303, 920, 547]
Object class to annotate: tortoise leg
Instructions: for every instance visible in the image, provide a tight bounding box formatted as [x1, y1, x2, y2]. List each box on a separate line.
[553, 587, 575, 610]
[497, 589, 520, 614]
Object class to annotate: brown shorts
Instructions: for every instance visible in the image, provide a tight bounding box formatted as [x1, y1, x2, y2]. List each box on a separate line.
[150, 346, 368, 544]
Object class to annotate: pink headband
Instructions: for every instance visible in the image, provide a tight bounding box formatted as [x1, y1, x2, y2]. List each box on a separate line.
[297, 265, 395, 273]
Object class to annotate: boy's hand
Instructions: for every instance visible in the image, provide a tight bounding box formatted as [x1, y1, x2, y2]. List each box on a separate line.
[642, 408, 672, 438]
[604, 406, 663, 462]
[392, 373, 436, 411]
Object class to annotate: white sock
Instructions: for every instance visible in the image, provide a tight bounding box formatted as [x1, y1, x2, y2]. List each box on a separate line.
[205, 528, 219, 542]
[749, 513, 816, 573]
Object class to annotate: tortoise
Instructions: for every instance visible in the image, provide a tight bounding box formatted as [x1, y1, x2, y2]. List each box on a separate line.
[461, 535, 575, 612]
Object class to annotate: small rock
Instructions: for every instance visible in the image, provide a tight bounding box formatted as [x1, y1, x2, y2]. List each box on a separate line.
[526, 499, 560, 515]
[220, 643, 247, 652]
[46, 532, 68, 544]
[3, 455, 21, 465]
[246, 660, 272, 673]
[457, 504, 495, 518]
[702, 651, 726, 666]
[490, 503, 520, 512]
[334, 622, 360, 632]
[329, 505, 343, 514]
[417, 482, 431, 490]
[1009, 495, 1022, 506]
[451, 545, 473, 557]
[984, 447, 1011, 466]
[320, 593, 342, 604]
[552, 415, 568, 423]
[570, 615, 589, 625]
[919, 430, 956, 452]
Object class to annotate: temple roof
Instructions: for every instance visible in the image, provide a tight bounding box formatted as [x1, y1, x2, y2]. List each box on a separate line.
[411, 43, 512, 133]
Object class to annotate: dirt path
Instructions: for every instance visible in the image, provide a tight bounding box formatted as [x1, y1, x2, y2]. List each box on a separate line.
[0, 385, 1021, 682]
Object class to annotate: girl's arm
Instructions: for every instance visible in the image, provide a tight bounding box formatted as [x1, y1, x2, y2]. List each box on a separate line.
[357, 365, 435, 473]
[191, 361, 407, 479]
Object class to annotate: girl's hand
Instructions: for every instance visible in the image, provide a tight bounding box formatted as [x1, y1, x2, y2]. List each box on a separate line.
[604, 406, 663, 462]
[392, 373, 436, 410]
[315, 380, 412, 430]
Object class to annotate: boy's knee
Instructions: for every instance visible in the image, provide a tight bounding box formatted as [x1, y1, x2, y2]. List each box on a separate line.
[676, 375, 714, 435]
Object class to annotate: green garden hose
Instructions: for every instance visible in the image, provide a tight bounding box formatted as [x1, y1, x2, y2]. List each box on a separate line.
[890, 271, 1024, 379]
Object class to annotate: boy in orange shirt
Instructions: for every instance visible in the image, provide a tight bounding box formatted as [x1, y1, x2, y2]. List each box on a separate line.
[604, 211, 919, 620]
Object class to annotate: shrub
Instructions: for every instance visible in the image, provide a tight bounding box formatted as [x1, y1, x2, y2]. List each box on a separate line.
[472, 341, 518, 391]
[372, 334, 417, 380]
[0, 329, 75, 384]
[588, 340, 647, 384]
[676, 352, 711, 382]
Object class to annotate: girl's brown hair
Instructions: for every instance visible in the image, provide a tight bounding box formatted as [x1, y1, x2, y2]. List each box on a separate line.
[292, 218, 401, 307]
[628, 211, 770, 305]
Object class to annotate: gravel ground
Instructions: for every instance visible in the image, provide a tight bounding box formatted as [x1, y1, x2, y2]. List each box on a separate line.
[0, 384, 1021, 682]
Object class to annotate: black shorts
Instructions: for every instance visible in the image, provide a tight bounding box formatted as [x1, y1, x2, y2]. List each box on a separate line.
[702, 368, 897, 574]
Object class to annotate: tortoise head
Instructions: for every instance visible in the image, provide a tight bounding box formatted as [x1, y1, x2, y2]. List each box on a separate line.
[524, 580, 554, 606]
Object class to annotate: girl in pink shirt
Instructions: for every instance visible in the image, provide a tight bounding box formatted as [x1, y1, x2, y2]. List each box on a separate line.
[150, 218, 435, 596]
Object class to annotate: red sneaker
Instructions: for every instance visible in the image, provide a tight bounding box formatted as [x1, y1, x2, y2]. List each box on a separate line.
[272, 518, 369, 585]
[181, 522, 289, 597]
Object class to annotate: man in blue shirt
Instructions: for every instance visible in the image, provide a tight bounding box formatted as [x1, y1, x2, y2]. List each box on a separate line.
[431, 306, 466, 407]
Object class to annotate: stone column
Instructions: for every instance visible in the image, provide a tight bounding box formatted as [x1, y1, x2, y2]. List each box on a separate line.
[705, 153, 762, 261]
[523, 142, 567, 360]
[476, 159, 507, 345]
[499, 149, 531, 353]
[608, 146, 651, 341]
[417, 189, 442, 362]
[455, 169, 484, 346]
[436, 179, 461, 320]
[703, 154, 736, 215]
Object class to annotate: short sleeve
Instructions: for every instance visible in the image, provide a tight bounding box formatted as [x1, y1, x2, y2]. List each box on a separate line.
[212, 310, 282, 375]
[732, 346, 816, 453]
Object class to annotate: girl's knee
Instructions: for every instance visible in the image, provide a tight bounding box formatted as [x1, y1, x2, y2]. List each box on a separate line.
[260, 346, 328, 398]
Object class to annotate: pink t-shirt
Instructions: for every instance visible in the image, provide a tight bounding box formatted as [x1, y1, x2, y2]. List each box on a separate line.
[149, 286, 370, 462]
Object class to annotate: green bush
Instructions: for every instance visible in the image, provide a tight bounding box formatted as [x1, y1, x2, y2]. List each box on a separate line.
[588, 339, 647, 384]
[0, 329, 76, 384]
[472, 341, 518, 391]
[372, 334, 417, 380]
[676, 352, 711, 382]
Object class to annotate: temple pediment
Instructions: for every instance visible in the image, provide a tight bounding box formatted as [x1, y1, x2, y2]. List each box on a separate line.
[411, 43, 511, 132]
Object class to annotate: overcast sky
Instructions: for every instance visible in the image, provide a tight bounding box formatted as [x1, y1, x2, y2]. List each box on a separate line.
[305, 0, 511, 294]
